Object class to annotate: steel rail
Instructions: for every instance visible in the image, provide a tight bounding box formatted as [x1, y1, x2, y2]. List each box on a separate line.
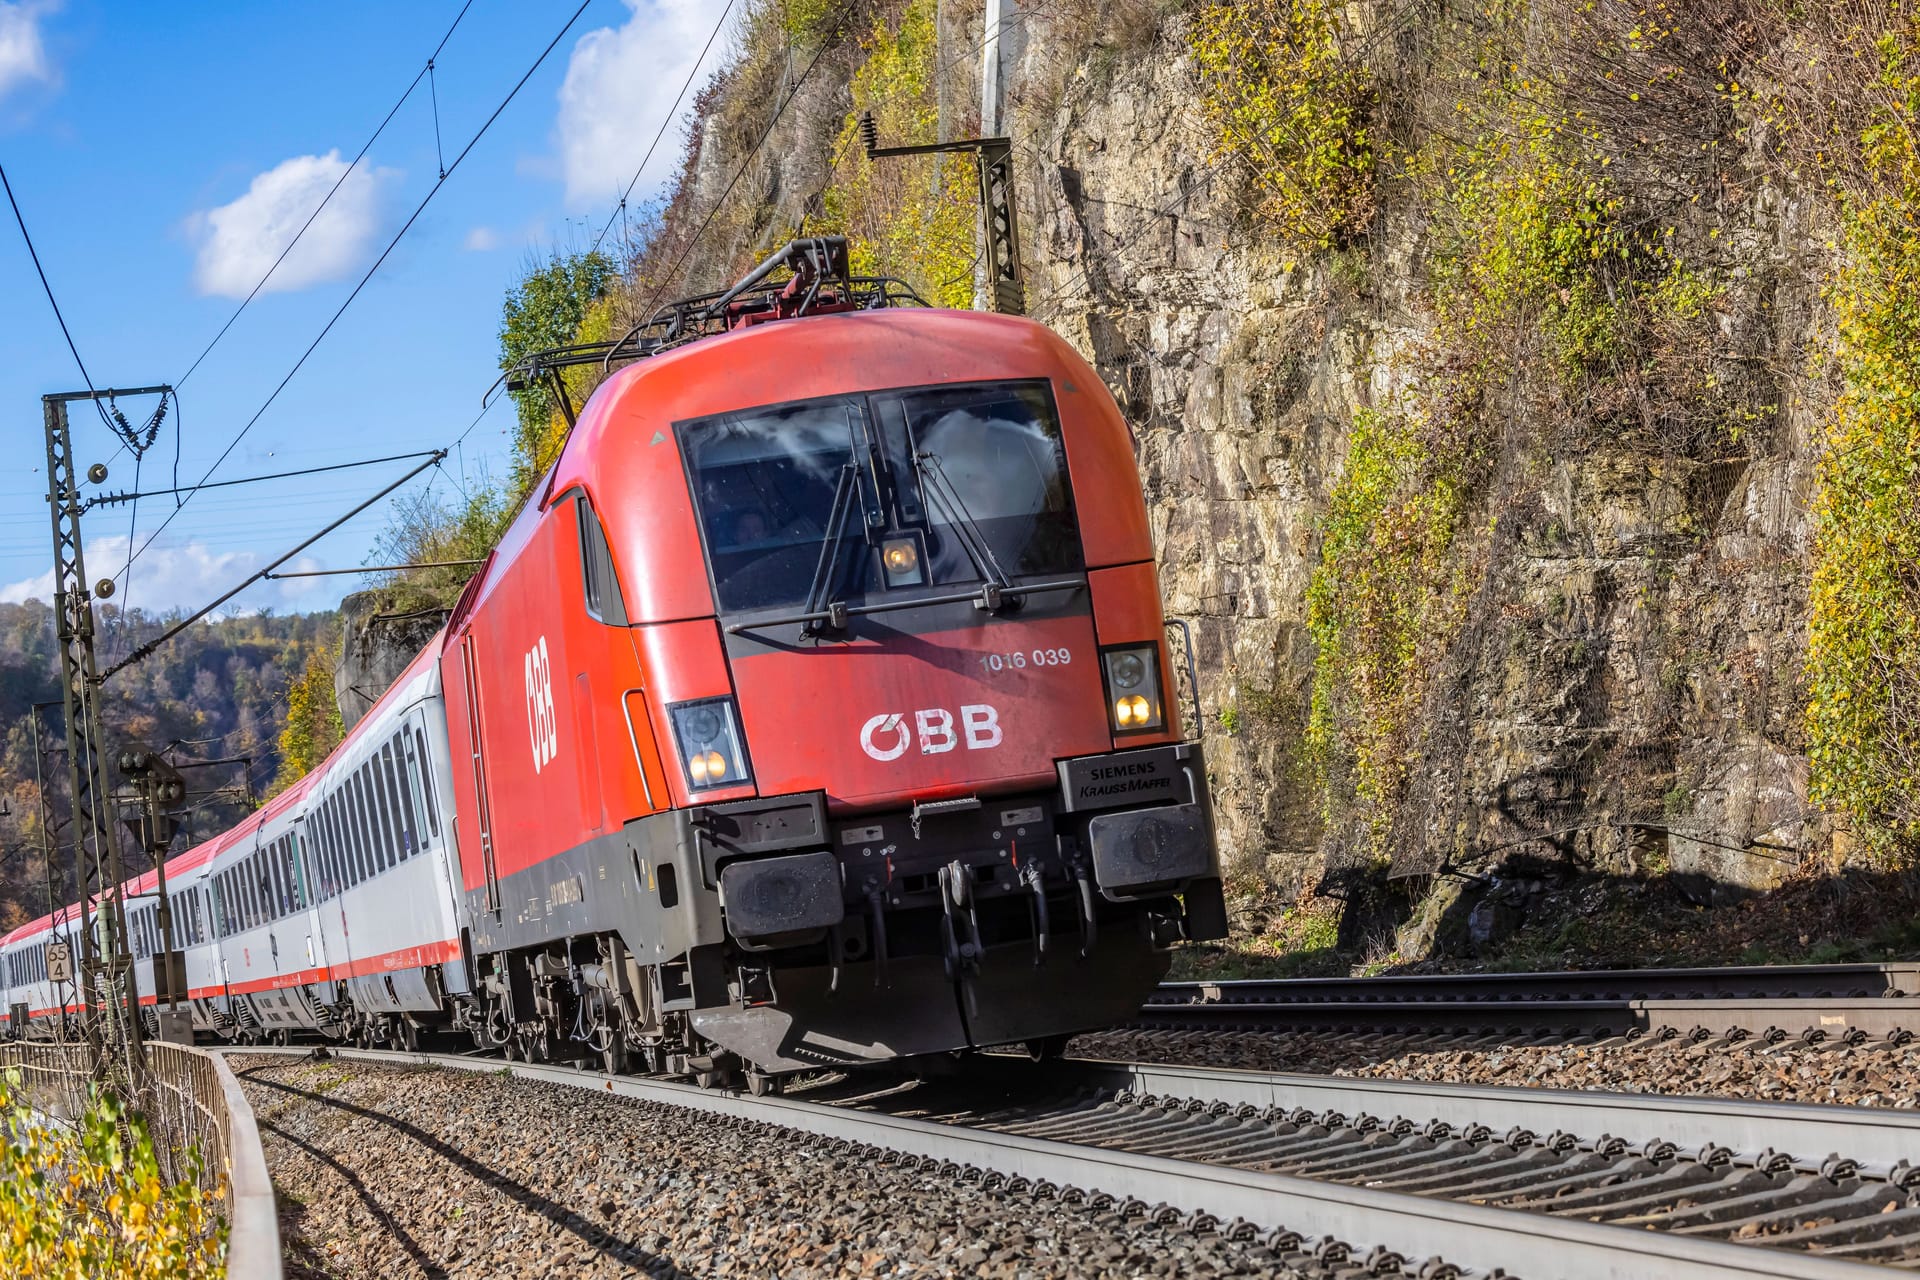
[1154, 963, 1920, 1005]
[1144, 963, 1920, 1041]
[1070, 1059, 1920, 1183]
[1135, 996, 1920, 1041]
[228, 1045, 1894, 1279]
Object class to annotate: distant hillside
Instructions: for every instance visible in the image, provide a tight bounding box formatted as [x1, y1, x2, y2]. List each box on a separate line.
[0, 601, 335, 932]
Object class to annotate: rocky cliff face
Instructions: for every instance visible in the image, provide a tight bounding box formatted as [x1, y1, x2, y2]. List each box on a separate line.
[995, 17, 1826, 906]
[333, 592, 446, 733]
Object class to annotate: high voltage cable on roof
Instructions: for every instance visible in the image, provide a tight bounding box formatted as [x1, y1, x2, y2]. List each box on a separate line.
[589, 0, 741, 258]
[122, 0, 594, 580]
[174, 0, 477, 392]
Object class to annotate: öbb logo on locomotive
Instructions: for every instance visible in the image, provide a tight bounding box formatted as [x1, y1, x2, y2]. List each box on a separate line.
[859, 704, 1003, 761]
[0, 236, 1228, 1085]
[524, 636, 557, 772]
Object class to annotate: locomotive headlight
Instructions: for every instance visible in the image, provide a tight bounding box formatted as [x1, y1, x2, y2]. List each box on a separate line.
[1102, 645, 1165, 733]
[669, 697, 752, 791]
[879, 534, 926, 588]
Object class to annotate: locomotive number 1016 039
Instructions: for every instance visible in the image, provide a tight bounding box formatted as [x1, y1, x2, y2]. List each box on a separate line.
[979, 647, 1073, 674]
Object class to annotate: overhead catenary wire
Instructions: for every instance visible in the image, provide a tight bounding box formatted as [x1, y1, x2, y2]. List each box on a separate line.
[173, 0, 477, 392]
[121, 0, 593, 580]
[102, 451, 447, 683]
[89, 449, 447, 510]
[0, 160, 115, 432]
[589, 0, 742, 258]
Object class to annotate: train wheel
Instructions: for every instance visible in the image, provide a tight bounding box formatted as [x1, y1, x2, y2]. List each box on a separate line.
[1023, 1034, 1071, 1062]
[745, 1070, 782, 1098]
[396, 1019, 419, 1052]
[274, 1029, 292, 1048]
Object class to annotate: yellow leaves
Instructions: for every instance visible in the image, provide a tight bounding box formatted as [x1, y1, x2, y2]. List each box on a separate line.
[0, 1072, 225, 1279]
[1191, 0, 1375, 249]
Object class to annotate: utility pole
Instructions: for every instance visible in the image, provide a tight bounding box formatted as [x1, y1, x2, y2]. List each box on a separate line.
[981, 0, 1009, 137]
[29, 704, 58, 919]
[43, 385, 168, 1090]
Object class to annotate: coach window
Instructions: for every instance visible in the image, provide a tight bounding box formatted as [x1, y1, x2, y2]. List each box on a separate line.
[318, 797, 339, 895]
[344, 774, 365, 882]
[375, 756, 400, 868]
[357, 765, 378, 868]
[413, 728, 442, 840]
[356, 770, 379, 880]
[354, 768, 375, 877]
[384, 749, 407, 861]
[331, 796, 350, 890]
[356, 772, 377, 881]
[576, 494, 629, 624]
[400, 733, 429, 850]
[384, 740, 416, 858]
[338, 783, 357, 884]
[378, 740, 405, 859]
[309, 811, 329, 900]
[267, 845, 285, 918]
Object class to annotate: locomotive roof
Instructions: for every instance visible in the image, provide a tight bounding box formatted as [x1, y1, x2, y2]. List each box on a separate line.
[453, 306, 1128, 630]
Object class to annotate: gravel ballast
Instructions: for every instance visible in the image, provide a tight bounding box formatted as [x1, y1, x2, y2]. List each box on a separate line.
[1070, 1028, 1920, 1108]
[232, 1055, 1328, 1280]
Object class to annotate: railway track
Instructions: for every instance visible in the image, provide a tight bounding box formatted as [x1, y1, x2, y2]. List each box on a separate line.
[1143, 962, 1920, 1042]
[234, 1044, 1917, 1278]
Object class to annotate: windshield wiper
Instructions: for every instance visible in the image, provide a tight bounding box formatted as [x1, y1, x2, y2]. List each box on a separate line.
[915, 451, 1014, 609]
[800, 463, 860, 634]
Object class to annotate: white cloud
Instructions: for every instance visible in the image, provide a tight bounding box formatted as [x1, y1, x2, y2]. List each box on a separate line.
[187, 150, 398, 299]
[463, 225, 501, 252]
[0, 537, 327, 615]
[0, 1, 56, 101]
[555, 0, 729, 210]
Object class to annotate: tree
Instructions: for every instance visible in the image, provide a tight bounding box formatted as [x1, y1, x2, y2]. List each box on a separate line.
[500, 248, 617, 496]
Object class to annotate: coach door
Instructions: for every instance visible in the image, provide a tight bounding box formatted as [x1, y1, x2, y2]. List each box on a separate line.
[460, 632, 501, 913]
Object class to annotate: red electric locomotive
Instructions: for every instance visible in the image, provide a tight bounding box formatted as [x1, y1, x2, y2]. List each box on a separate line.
[443, 240, 1225, 1082]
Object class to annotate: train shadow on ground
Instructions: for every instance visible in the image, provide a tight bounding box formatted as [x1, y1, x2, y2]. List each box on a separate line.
[234, 1063, 693, 1279]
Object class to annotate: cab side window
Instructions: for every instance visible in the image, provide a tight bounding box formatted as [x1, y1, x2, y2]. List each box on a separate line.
[576, 495, 628, 624]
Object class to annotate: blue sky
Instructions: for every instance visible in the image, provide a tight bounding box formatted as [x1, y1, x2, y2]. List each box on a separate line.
[0, 0, 731, 616]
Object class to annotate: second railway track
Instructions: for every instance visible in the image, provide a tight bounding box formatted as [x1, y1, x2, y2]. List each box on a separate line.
[1142, 962, 1920, 1042]
[235, 1043, 1920, 1278]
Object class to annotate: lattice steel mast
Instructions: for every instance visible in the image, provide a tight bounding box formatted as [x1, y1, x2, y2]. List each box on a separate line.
[43, 386, 168, 1087]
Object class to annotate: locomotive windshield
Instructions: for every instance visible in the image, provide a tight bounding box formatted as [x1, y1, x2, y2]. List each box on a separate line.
[680, 380, 1083, 614]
